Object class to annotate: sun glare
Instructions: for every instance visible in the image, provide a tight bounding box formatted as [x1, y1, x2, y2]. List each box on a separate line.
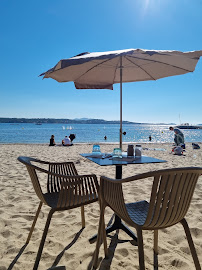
[145, 0, 150, 10]
[141, 0, 163, 16]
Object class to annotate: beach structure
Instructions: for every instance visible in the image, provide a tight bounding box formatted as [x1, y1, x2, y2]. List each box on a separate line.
[40, 48, 202, 149]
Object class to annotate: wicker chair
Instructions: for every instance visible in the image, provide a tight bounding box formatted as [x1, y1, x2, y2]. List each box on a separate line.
[17, 156, 99, 270]
[93, 167, 202, 270]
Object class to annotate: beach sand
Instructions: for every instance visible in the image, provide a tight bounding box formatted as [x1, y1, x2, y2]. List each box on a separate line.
[0, 143, 202, 270]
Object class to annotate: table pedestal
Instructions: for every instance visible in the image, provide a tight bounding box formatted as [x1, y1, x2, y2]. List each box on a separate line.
[89, 165, 137, 243]
[116, 165, 122, 179]
[89, 214, 137, 243]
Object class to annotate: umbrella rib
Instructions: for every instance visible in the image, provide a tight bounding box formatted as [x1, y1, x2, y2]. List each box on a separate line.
[74, 58, 118, 82]
[128, 55, 194, 73]
[112, 58, 121, 84]
[75, 52, 193, 82]
[125, 56, 156, 80]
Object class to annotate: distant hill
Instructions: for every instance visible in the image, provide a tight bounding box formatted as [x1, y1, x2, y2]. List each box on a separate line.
[0, 117, 136, 124]
[73, 118, 92, 121]
[0, 117, 176, 125]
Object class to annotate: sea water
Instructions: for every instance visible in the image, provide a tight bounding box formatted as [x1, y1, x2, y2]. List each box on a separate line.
[0, 123, 202, 144]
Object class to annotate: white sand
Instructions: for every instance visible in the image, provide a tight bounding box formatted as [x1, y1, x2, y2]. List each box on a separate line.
[0, 143, 202, 270]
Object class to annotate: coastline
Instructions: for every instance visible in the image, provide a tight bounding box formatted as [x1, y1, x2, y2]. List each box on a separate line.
[1, 122, 202, 145]
[1, 142, 202, 269]
[0, 141, 202, 145]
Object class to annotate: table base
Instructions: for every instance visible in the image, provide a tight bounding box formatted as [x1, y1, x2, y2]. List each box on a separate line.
[89, 214, 137, 243]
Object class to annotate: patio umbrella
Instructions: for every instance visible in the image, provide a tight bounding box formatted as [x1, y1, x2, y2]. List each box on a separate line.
[40, 48, 202, 148]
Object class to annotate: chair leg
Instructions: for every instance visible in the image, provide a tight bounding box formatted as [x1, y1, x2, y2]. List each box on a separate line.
[154, 230, 158, 254]
[101, 211, 108, 258]
[137, 228, 145, 270]
[93, 203, 106, 269]
[154, 230, 158, 269]
[180, 218, 201, 270]
[26, 202, 43, 244]
[33, 208, 55, 270]
[81, 205, 85, 228]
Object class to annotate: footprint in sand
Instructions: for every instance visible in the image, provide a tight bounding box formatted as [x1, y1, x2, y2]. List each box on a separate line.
[11, 214, 33, 221]
[191, 227, 202, 237]
[0, 266, 7, 270]
[2, 230, 10, 238]
[171, 259, 188, 268]
[54, 212, 65, 219]
[17, 233, 24, 239]
[116, 248, 129, 257]
[180, 246, 190, 255]
[89, 213, 99, 219]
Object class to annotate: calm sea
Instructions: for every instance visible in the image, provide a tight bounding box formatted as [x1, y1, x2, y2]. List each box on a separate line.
[0, 123, 202, 144]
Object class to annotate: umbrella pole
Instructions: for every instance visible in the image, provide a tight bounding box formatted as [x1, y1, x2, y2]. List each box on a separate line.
[119, 56, 123, 150]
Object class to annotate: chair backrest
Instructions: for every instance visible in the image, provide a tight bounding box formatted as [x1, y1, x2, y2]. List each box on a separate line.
[47, 162, 78, 193]
[56, 174, 99, 208]
[144, 168, 202, 229]
[18, 156, 47, 204]
[101, 167, 202, 230]
[18, 156, 99, 208]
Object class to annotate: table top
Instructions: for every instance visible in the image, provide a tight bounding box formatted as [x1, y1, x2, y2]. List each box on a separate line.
[80, 152, 166, 166]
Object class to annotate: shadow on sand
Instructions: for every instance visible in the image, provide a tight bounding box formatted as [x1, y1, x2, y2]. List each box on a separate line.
[7, 228, 84, 270]
[7, 219, 158, 270]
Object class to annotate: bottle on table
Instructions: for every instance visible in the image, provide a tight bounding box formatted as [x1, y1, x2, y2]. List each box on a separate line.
[135, 144, 142, 157]
[127, 144, 134, 157]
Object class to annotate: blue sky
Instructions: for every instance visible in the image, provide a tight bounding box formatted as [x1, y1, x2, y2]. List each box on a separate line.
[1, 0, 202, 124]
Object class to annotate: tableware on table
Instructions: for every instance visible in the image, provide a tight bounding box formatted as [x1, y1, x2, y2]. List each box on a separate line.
[127, 144, 134, 157]
[112, 148, 122, 158]
[135, 144, 142, 157]
[92, 144, 101, 154]
[101, 153, 112, 159]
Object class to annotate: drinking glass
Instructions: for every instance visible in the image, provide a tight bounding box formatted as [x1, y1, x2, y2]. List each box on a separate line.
[92, 144, 101, 154]
[112, 148, 122, 158]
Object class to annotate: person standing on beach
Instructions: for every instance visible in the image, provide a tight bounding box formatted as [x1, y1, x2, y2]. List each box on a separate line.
[169, 127, 185, 146]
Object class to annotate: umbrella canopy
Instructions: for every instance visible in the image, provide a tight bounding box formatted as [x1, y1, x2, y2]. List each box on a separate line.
[40, 48, 202, 147]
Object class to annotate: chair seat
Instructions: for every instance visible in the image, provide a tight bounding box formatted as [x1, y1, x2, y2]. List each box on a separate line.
[44, 192, 59, 208]
[126, 200, 149, 226]
[44, 192, 98, 209]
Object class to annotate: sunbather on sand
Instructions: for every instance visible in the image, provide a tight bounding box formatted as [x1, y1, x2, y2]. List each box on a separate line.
[62, 135, 72, 146]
